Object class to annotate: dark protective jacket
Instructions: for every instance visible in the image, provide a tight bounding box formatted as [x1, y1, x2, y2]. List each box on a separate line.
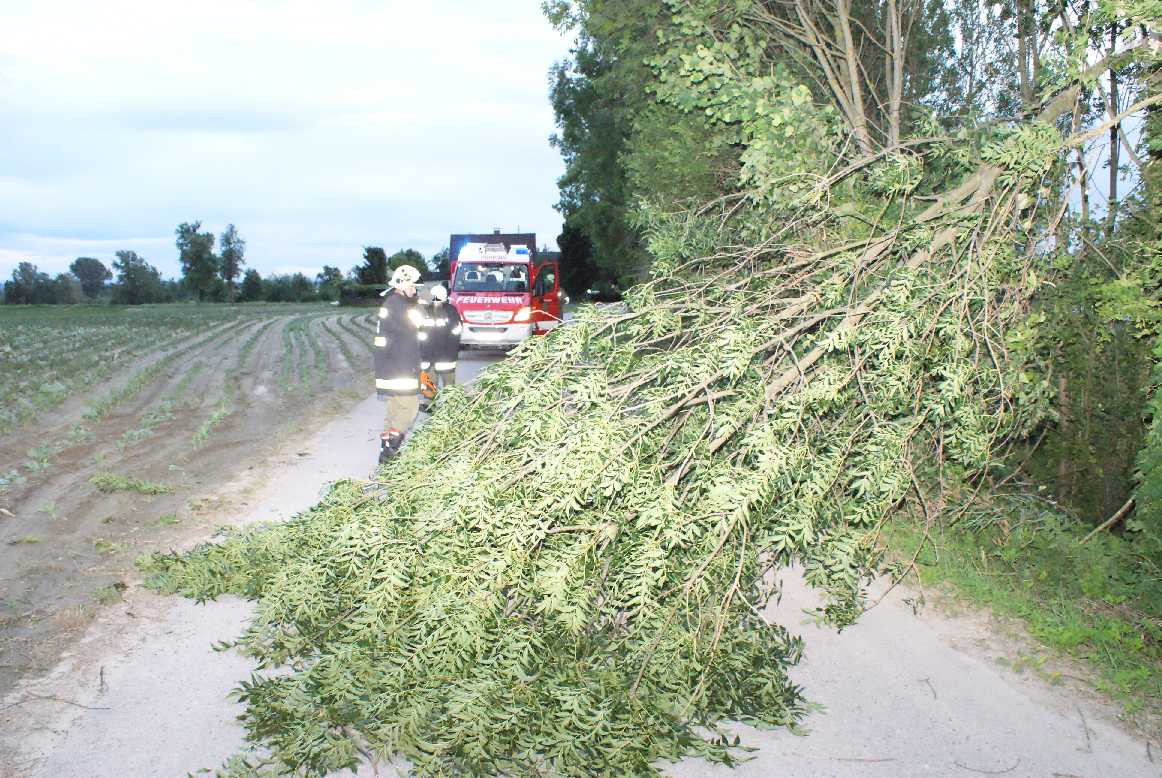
[373, 290, 422, 397]
[426, 301, 462, 374]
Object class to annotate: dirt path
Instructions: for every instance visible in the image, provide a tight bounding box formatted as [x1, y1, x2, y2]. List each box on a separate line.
[1, 350, 1157, 777]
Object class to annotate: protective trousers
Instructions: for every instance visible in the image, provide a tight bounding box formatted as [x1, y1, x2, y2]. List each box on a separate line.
[384, 394, 419, 433]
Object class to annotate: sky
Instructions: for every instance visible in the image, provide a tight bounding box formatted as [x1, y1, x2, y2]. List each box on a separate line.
[0, 0, 571, 281]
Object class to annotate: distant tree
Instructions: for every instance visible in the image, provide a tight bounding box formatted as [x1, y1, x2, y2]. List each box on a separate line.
[51, 273, 83, 304]
[263, 273, 317, 303]
[219, 224, 246, 301]
[557, 221, 606, 297]
[175, 221, 218, 301]
[316, 265, 344, 300]
[239, 268, 264, 302]
[70, 257, 111, 299]
[430, 247, 450, 279]
[387, 248, 430, 276]
[112, 250, 164, 305]
[158, 278, 183, 303]
[3, 262, 53, 304]
[356, 247, 389, 285]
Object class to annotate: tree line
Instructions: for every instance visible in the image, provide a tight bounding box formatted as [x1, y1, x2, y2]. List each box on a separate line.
[2, 222, 446, 306]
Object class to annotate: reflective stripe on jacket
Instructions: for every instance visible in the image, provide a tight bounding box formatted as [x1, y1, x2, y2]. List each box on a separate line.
[426, 301, 462, 374]
[373, 291, 422, 397]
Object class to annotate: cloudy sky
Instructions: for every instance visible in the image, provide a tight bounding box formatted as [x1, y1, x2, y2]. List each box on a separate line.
[0, 1, 570, 281]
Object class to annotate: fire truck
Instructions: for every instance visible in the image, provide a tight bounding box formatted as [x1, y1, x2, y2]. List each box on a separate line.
[447, 232, 562, 348]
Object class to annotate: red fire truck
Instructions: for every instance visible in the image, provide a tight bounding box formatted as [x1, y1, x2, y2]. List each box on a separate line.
[448, 233, 562, 348]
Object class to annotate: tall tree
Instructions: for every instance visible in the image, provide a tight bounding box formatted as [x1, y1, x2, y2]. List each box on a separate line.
[3, 262, 52, 304]
[112, 250, 164, 305]
[175, 221, 218, 301]
[316, 265, 344, 300]
[387, 248, 430, 275]
[239, 268, 264, 302]
[69, 257, 111, 299]
[556, 220, 603, 296]
[356, 246, 388, 285]
[219, 224, 247, 301]
[51, 273, 83, 304]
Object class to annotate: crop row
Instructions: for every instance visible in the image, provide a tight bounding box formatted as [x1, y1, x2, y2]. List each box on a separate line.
[0, 305, 321, 435]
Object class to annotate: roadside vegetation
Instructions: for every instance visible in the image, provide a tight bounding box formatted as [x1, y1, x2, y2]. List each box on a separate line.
[887, 498, 1162, 725]
[89, 472, 174, 495]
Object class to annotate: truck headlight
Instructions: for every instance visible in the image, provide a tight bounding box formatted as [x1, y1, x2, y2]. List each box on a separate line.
[513, 306, 531, 322]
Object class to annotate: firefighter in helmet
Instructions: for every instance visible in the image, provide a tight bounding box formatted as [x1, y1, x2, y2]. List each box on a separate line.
[427, 284, 462, 388]
[374, 264, 423, 464]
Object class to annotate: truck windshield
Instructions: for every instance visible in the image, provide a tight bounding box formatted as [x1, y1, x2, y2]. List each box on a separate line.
[453, 262, 529, 293]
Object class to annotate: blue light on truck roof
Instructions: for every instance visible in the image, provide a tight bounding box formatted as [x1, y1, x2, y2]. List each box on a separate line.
[514, 247, 529, 255]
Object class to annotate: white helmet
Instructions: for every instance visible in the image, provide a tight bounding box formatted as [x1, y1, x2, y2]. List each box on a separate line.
[430, 284, 448, 302]
[389, 264, 421, 288]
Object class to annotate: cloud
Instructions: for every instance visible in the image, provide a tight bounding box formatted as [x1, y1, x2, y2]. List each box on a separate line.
[0, 0, 569, 283]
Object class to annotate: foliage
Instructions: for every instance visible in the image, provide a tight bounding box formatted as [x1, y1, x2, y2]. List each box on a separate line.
[140, 80, 1101, 778]
[388, 248, 430, 276]
[354, 247, 389, 285]
[547, 0, 662, 284]
[556, 220, 604, 296]
[175, 221, 219, 301]
[69, 257, 111, 299]
[315, 266, 344, 300]
[430, 247, 451, 279]
[3, 262, 56, 305]
[219, 224, 247, 301]
[239, 268, 264, 302]
[112, 250, 166, 305]
[89, 471, 174, 495]
[263, 273, 318, 303]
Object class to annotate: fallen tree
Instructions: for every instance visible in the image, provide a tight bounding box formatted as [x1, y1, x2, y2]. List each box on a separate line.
[141, 4, 1161, 776]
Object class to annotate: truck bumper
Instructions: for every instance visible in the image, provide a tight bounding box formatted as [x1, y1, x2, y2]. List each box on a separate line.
[461, 323, 533, 348]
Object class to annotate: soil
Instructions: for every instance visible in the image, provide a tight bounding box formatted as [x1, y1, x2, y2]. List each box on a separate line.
[0, 310, 377, 691]
[1, 342, 1158, 777]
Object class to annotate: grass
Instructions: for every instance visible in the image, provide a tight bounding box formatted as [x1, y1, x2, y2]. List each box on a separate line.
[886, 496, 1162, 725]
[93, 581, 127, 605]
[6, 535, 41, 545]
[89, 471, 174, 495]
[93, 538, 125, 555]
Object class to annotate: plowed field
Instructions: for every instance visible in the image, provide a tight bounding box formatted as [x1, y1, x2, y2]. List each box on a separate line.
[0, 304, 377, 689]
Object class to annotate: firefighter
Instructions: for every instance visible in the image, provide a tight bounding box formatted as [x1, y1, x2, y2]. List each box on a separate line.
[427, 284, 462, 388]
[416, 290, 439, 413]
[374, 264, 423, 464]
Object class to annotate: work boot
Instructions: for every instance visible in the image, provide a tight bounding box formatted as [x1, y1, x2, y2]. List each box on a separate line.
[378, 428, 404, 465]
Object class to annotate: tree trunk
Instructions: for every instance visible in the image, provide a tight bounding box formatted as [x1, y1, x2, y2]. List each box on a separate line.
[886, 0, 905, 146]
[1107, 22, 1121, 236]
[1016, 0, 1035, 111]
[1057, 373, 1071, 503]
[832, 0, 875, 153]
